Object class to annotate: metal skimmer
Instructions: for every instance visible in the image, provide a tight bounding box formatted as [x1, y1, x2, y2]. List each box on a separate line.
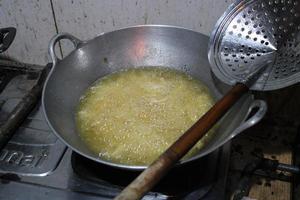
[209, 0, 300, 90]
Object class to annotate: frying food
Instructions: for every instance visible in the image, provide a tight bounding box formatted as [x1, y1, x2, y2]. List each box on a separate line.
[76, 67, 216, 166]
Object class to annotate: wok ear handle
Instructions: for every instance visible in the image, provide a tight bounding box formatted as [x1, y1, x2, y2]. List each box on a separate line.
[114, 83, 249, 200]
[230, 99, 267, 138]
[48, 33, 82, 66]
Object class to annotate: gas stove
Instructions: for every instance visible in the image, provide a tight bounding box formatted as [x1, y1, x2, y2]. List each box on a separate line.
[0, 60, 299, 200]
[0, 61, 230, 200]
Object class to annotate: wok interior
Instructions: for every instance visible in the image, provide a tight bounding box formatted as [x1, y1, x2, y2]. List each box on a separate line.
[43, 26, 252, 168]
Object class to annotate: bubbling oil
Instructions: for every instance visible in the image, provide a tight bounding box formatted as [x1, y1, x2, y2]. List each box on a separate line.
[76, 67, 216, 166]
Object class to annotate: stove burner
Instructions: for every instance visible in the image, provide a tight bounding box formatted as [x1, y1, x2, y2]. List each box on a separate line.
[0, 60, 66, 176]
[0, 60, 49, 149]
[71, 151, 221, 199]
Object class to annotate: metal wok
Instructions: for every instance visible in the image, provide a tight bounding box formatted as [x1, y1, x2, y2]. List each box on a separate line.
[42, 25, 267, 170]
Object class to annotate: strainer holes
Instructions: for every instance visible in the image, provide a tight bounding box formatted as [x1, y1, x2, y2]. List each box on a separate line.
[246, 35, 250, 39]
[256, 31, 260, 34]
[244, 60, 248, 63]
[233, 25, 237, 29]
[241, 28, 245, 31]
[241, 56, 245, 59]
[248, 31, 252, 34]
[257, 14, 262, 18]
[254, 37, 258, 41]
[261, 40, 265, 44]
[243, 14, 246, 18]
[295, 13, 300, 17]
[256, 49, 260, 52]
[253, 24, 258, 28]
[246, 53, 251, 56]
[251, 17, 255, 21]
[248, 47, 252, 50]
[262, 29, 265, 33]
[225, 58, 230, 62]
[224, 53, 229, 56]
[234, 60, 239, 62]
[237, 19, 241, 23]
[258, 24, 263, 27]
[229, 31, 233, 35]
[248, 10, 252, 14]
[257, 54, 261, 56]
[273, 8, 278, 13]
[232, 54, 237, 57]
[269, 1, 273, 5]
[274, 0, 279, 4]
[228, 64, 233, 67]
[238, 33, 242, 37]
[245, 21, 249, 25]
[239, 49, 244, 52]
[265, 42, 269, 45]
[250, 57, 255, 60]
[224, 47, 228, 50]
[263, 35, 268, 39]
[241, 45, 245, 48]
[232, 68, 236, 71]
[294, 1, 299, 5]
[262, 50, 266, 53]
[282, 7, 287, 11]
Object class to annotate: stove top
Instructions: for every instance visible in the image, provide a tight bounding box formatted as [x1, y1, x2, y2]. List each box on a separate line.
[0, 61, 230, 200]
[1, 60, 298, 200]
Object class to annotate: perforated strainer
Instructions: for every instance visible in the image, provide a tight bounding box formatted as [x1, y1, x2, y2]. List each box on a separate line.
[209, 0, 300, 90]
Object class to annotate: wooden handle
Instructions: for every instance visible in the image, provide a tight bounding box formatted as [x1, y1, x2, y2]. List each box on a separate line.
[114, 83, 249, 200]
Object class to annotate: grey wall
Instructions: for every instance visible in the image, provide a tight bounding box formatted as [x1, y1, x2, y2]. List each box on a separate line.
[0, 0, 234, 65]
